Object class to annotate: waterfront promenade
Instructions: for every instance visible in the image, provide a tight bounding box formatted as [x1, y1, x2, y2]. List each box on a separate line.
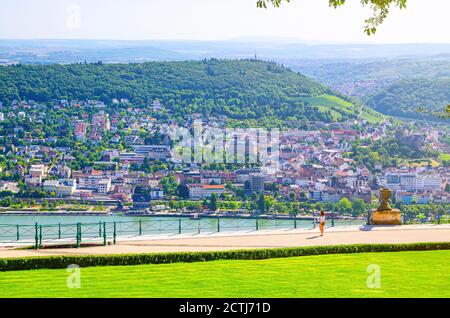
[0, 224, 449, 258]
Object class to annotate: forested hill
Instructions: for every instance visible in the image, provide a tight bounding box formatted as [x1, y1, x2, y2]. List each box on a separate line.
[365, 78, 450, 121]
[286, 57, 450, 122]
[0, 59, 372, 122]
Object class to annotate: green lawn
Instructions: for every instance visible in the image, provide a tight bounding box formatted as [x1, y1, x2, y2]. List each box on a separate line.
[1, 250, 449, 298]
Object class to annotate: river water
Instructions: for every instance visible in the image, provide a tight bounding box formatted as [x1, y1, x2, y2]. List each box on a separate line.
[0, 214, 366, 242]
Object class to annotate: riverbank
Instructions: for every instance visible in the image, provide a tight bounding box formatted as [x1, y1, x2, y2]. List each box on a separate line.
[0, 209, 365, 221]
[0, 210, 112, 216]
[125, 211, 363, 221]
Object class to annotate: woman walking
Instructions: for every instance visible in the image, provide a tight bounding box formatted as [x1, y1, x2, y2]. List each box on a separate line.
[319, 211, 326, 236]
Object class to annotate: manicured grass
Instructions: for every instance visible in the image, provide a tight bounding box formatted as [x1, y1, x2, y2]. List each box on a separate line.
[1, 250, 449, 298]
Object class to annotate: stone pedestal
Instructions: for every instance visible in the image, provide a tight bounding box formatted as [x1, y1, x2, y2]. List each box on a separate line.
[370, 209, 402, 225]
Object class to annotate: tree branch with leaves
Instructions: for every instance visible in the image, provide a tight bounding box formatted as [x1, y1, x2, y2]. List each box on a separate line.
[256, 0, 407, 35]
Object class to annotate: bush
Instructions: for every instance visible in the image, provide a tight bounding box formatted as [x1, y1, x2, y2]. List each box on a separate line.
[1, 242, 449, 272]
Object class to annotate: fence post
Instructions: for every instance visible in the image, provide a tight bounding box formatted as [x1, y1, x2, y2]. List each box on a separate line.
[99, 221, 102, 237]
[16, 224, 20, 241]
[76, 223, 81, 248]
[34, 222, 39, 249]
[178, 217, 182, 235]
[437, 213, 441, 225]
[313, 216, 316, 229]
[58, 222, 61, 239]
[403, 212, 407, 225]
[39, 225, 42, 247]
[197, 219, 200, 234]
[139, 220, 142, 236]
[217, 217, 220, 232]
[113, 222, 116, 245]
[294, 216, 297, 229]
[256, 217, 259, 231]
[331, 212, 335, 227]
[103, 222, 106, 246]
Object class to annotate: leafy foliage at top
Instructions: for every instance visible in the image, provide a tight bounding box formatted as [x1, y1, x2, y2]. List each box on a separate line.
[257, 0, 407, 35]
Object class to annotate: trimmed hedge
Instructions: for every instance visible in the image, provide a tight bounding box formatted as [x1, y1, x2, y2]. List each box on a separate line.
[1, 242, 450, 272]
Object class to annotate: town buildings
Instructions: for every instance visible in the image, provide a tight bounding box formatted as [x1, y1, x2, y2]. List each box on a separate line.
[188, 184, 225, 199]
[1, 98, 448, 211]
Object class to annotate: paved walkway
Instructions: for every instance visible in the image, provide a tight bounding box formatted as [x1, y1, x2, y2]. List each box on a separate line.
[1, 224, 449, 259]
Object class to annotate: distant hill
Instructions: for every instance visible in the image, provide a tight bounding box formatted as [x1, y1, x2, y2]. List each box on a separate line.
[364, 78, 450, 120]
[286, 56, 450, 122]
[2, 40, 450, 64]
[0, 59, 380, 124]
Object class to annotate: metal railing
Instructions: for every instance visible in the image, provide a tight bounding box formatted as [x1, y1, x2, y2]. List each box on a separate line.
[0, 215, 366, 249]
[402, 212, 449, 225]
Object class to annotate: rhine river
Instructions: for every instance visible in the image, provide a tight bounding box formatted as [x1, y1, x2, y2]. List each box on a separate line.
[0, 214, 365, 232]
[0, 214, 366, 242]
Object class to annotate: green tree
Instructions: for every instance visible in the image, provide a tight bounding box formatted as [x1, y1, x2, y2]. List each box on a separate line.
[160, 176, 179, 196]
[291, 202, 301, 215]
[352, 198, 367, 216]
[177, 184, 190, 199]
[289, 191, 296, 201]
[264, 195, 275, 212]
[208, 193, 219, 211]
[336, 197, 352, 214]
[256, 193, 266, 213]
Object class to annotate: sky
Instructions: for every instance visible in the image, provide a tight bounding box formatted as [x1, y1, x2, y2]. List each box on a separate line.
[0, 0, 449, 43]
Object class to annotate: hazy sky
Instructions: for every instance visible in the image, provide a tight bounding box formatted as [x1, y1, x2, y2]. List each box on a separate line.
[0, 0, 449, 43]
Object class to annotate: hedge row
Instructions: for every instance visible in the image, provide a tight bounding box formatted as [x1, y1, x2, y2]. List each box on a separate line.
[1, 242, 450, 272]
